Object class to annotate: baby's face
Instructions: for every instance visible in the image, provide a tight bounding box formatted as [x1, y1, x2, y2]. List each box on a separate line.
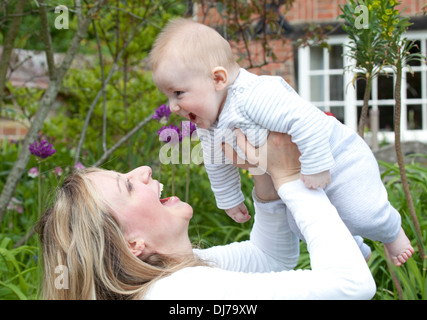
[153, 58, 225, 129]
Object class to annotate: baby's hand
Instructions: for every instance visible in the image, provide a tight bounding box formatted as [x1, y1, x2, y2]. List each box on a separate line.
[225, 203, 251, 223]
[301, 170, 331, 189]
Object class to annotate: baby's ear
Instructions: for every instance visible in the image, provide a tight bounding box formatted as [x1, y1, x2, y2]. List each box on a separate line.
[212, 67, 228, 90]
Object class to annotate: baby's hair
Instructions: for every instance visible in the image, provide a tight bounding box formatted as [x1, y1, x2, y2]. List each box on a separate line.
[149, 18, 239, 76]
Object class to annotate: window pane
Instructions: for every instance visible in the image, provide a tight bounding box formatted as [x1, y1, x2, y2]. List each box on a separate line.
[406, 40, 421, 67]
[330, 106, 344, 123]
[378, 105, 394, 131]
[406, 72, 421, 99]
[329, 45, 343, 69]
[356, 76, 371, 100]
[310, 47, 324, 70]
[407, 105, 422, 130]
[358, 106, 395, 131]
[310, 75, 324, 101]
[330, 75, 344, 100]
[378, 74, 394, 100]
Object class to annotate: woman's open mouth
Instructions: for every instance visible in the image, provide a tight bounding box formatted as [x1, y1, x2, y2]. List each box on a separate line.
[160, 196, 179, 206]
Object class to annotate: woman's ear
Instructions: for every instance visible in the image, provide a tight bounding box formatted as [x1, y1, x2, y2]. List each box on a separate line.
[127, 238, 146, 257]
[212, 67, 228, 90]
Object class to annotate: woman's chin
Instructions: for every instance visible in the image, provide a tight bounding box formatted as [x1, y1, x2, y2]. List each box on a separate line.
[163, 196, 193, 220]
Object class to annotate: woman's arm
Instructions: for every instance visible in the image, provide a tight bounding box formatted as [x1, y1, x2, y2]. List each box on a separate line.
[147, 180, 376, 300]
[193, 189, 299, 273]
[146, 131, 375, 300]
[193, 145, 299, 273]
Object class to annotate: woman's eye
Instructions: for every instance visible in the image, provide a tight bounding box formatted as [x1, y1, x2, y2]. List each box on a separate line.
[126, 179, 133, 192]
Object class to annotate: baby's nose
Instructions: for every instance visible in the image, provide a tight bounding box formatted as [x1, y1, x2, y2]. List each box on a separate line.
[169, 102, 181, 113]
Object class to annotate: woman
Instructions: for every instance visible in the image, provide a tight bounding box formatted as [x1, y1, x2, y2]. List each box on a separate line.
[36, 131, 375, 300]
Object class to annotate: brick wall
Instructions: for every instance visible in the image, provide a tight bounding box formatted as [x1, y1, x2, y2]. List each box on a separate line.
[195, 0, 425, 86]
[281, 0, 424, 23]
[2, 0, 424, 141]
[232, 38, 295, 84]
[197, 0, 426, 26]
[0, 119, 28, 142]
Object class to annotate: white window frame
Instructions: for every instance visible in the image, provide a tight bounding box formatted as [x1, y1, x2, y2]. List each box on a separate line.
[298, 31, 427, 143]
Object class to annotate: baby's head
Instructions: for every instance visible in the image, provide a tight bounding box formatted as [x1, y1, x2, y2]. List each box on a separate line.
[149, 18, 239, 78]
[149, 19, 240, 129]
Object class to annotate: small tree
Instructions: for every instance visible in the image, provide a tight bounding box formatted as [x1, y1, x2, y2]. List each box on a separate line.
[339, 0, 388, 138]
[341, 0, 424, 261]
[377, 0, 425, 260]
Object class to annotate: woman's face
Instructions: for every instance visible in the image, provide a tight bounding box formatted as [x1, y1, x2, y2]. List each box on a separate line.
[88, 166, 193, 256]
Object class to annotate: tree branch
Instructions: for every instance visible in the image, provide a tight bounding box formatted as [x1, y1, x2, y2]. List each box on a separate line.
[38, 0, 56, 81]
[0, 0, 28, 113]
[93, 113, 153, 167]
[0, 0, 107, 224]
[74, 19, 147, 165]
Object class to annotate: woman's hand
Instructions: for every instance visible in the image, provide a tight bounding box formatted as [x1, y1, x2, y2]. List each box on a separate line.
[222, 133, 278, 202]
[223, 129, 301, 191]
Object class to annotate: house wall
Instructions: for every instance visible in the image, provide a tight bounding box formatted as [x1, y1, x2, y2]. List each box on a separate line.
[285, 0, 425, 23]
[1, 1, 425, 141]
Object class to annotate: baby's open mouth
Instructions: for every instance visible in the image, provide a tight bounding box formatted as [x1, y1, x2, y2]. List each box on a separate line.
[189, 113, 196, 122]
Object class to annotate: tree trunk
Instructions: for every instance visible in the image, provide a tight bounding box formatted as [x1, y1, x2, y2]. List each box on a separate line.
[358, 75, 371, 138]
[0, 0, 28, 112]
[394, 61, 425, 261]
[0, 1, 106, 223]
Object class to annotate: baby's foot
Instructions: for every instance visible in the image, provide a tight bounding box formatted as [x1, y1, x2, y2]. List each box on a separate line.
[384, 228, 414, 267]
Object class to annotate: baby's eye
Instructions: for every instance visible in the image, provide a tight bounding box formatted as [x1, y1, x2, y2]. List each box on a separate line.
[175, 91, 184, 97]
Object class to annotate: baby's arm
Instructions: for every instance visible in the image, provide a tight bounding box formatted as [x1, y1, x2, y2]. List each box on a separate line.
[199, 127, 246, 210]
[243, 78, 335, 187]
[301, 170, 331, 189]
[225, 202, 251, 223]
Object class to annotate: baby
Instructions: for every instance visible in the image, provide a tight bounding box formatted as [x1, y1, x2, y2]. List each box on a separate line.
[149, 18, 414, 267]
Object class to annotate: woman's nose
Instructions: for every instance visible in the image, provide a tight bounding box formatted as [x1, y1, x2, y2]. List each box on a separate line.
[132, 166, 152, 184]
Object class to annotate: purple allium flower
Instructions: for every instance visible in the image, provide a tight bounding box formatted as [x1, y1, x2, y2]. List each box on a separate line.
[28, 167, 39, 178]
[73, 162, 85, 170]
[29, 139, 56, 159]
[153, 104, 171, 123]
[158, 124, 181, 144]
[181, 121, 197, 138]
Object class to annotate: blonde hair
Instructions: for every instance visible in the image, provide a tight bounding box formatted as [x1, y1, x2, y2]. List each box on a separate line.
[149, 18, 239, 76]
[36, 168, 204, 300]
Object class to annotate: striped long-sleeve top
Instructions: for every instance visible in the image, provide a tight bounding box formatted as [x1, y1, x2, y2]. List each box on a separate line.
[198, 68, 337, 209]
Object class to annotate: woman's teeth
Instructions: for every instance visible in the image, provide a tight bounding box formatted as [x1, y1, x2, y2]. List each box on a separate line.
[159, 183, 164, 198]
[160, 197, 174, 205]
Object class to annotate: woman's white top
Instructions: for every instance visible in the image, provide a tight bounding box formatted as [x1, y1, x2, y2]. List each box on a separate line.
[145, 179, 376, 300]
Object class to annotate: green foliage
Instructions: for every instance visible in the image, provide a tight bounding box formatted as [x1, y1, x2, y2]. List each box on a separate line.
[339, 0, 387, 76]
[0, 237, 38, 300]
[1, 0, 426, 301]
[0, 0, 76, 52]
[339, 0, 425, 77]
[369, 156, 427, 299]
